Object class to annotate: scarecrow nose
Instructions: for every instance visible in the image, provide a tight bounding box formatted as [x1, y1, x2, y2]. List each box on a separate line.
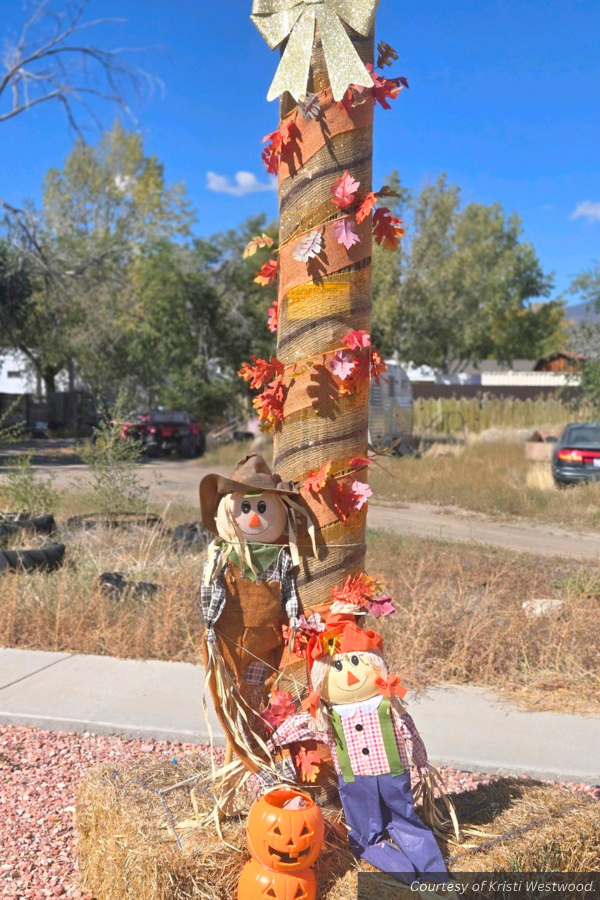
[248, 512, 261, 527]
[347, 671, 360, 686]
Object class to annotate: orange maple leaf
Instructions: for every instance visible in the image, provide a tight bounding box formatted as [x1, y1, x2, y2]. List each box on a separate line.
[243, 233, 275, 259]
[331, 481, 360, 523]
[332, 572, 379, 606]
[343, 330, 371, 350]
[253, 375, 287, 431]
[296, 747, 321, 783]
[302, 461, 332, 494]
[371, 350, 387, 384]
[254, 258, 279, 286]
[238, 356, 284, 390]
[373, 208, 405, 251]
[356, 191, 377, 224]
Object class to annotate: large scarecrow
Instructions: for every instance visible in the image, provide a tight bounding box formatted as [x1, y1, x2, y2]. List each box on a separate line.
[200, 454, 311, 770]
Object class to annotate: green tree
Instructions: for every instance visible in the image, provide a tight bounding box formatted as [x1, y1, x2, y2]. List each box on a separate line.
[371, 173, 564, 370]
[566, 263, 600, 414]
[0, 124, 194, 394]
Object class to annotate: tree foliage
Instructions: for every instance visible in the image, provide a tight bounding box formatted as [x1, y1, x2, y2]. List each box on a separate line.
[371, 173, 565, 370]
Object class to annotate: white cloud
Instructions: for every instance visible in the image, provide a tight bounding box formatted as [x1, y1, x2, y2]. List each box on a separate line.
[571, 200, 600, 222]
[206, 170, 277, 197]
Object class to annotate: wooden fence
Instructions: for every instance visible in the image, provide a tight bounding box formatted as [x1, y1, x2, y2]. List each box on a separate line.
[413, 396, 594, 435]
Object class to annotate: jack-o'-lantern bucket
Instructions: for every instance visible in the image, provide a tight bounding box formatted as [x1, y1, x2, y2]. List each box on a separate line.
[238, 859, 317, 900]
[247, 788, 325, 873]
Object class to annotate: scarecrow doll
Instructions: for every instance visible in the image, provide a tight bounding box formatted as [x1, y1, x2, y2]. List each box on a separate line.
[268, 614, 449, 884]
[200, 454, 312, 771]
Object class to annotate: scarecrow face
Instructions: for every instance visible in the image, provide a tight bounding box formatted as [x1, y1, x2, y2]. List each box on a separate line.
[231, 491, 288, 544]
[322, 652, 381, 705]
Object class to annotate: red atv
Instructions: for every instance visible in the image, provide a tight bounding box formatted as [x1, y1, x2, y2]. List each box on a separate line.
[125, 411, 206, 458]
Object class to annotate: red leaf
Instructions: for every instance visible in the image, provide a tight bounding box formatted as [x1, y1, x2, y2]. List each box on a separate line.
[343, 330, 371, 350]
[254, 258, 279, 286]
[356, 192, 377, 224]
[373, 208, 405, 251]
[253, 375, 287, 431]
[296, 747, 321, 783]
[368, 65, 403, 110]
[267, 298, 279, 333]
[371, 350, 387, 383]
[332, 572, 379, 606]
[349, 456, 372, 470]
[238, 356, 285, 390]
[261, 119, 300, 174]
[303, 461, 332, 494]
[330, 481, 360, 523]
[331, 171, 360, 210]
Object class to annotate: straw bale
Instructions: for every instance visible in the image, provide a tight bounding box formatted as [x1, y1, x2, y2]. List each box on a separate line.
[77, 758, 599, 899]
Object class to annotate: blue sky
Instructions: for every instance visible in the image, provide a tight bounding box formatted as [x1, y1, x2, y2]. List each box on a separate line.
[1, 0, 599, 299]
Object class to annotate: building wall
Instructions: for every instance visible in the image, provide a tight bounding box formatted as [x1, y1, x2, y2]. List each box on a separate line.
[0, 352, 35, 395]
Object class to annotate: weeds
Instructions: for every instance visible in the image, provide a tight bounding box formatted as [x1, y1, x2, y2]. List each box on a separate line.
[78, 397, 148, 515]
[0, 451, 60, 515]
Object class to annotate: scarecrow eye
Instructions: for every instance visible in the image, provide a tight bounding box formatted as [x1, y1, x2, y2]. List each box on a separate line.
[333, 660, 343, 672]
[241, 501, 252, 514]
[257, 500, 267, 514]
[350, 655, 360, 667]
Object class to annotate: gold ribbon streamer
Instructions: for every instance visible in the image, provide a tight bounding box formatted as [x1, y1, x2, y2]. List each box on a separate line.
[251, 0, 380, 101]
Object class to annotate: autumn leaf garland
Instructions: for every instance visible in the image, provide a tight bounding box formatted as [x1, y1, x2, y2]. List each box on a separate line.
[238, 330, 387, 433]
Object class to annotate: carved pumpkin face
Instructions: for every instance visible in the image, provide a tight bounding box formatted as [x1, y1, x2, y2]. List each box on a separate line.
[247, 789, 325, 873]
[238, 860, 316, 900]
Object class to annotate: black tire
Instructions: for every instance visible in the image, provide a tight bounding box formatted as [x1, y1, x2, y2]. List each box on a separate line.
[0, 515, 56, 540]
[179, 435, 195, 458]
[195, 432, 206, 457]
[171, 522, 212, 553]
[0, 543, 66, 574]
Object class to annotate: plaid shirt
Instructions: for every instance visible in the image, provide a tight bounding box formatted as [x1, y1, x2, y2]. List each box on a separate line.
[269, 697, 428, 776]
[201, 545, 299, 638]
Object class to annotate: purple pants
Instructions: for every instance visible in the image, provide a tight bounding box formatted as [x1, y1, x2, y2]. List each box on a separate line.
[338, 772, 449, 884]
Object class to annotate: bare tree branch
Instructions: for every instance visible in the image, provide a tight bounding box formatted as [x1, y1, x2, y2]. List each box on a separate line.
[0, 0, 160, 133]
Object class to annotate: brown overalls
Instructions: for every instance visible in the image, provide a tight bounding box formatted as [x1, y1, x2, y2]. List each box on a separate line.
[202, 562, 286, 736]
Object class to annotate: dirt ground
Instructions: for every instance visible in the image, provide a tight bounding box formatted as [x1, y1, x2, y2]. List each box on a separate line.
[21, 454, 600, 562]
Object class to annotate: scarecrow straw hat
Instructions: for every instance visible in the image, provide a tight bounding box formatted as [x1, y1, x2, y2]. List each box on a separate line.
[199, 454, 299, 535]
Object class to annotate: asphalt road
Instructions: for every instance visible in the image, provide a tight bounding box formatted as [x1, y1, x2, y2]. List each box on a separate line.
[38, 457, 600, 562]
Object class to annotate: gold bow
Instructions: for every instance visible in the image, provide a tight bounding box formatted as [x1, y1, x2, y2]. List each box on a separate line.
[251, 0, 380, 102]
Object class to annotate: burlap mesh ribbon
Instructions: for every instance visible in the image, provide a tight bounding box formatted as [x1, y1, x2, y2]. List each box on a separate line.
[251, 0, 380, 100]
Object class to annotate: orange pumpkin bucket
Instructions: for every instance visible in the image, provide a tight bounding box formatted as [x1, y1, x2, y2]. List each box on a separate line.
[238, 859, 317, 900]
[246, 788, 325, 873]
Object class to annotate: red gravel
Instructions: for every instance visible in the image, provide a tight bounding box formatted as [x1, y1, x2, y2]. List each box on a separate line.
[1, 725, 598, 899]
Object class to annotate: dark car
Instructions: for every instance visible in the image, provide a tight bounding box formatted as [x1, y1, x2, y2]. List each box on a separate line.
[552, 422, 600, 486]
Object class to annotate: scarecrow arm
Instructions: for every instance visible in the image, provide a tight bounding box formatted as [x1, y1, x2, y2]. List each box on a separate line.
[201, 552, 226, 640]
[268, 711, 333, 753]
[395, 711, 429, 769]
[278, 547, 300, 627]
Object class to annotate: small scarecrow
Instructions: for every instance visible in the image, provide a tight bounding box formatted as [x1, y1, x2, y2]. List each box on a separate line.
[200, 454, 312, 771]
[268, 614, 450, 884]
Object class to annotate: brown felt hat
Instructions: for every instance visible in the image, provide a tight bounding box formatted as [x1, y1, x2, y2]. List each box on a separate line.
[199, 454, 299, 534]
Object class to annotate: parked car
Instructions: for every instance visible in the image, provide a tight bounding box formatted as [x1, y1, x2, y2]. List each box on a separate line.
[124, 410, 206, 458]
[552, 422, 600, 486]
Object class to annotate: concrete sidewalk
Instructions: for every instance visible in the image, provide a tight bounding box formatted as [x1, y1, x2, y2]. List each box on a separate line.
[0, 647, 598, 785]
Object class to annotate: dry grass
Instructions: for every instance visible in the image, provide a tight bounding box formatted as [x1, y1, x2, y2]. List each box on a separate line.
[2, 514, 599, 714]
[77, 755, 600, 900]
[368, 530, 600, 715]
[0, 506, 204, 662]
[369, 440, 600, 530]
